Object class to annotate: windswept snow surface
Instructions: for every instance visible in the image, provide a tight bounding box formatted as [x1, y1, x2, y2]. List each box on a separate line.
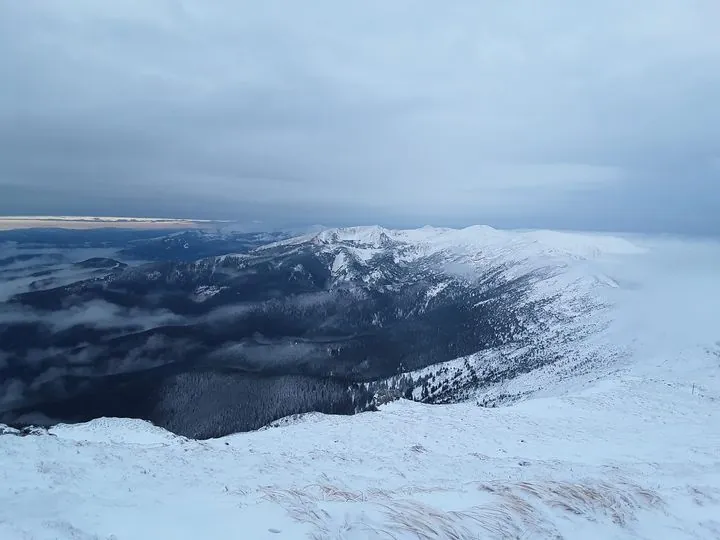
[2, 231, 720, 539]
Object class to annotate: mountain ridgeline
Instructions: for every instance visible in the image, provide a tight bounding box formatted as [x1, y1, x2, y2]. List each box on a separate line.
[0, 226, 605, 438]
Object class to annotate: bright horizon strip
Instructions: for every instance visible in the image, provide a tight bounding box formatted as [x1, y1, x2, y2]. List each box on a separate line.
[0, 216, 225, 231]
[0, 215, 225, 222]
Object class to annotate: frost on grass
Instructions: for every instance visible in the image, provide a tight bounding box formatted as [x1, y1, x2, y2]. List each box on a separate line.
[260, 479, 664, 539]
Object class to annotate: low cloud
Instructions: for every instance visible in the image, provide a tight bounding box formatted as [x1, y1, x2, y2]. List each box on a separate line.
[0, 300, 183, 333]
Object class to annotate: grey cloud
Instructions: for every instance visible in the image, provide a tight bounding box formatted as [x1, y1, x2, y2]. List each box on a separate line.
[0, 245, 122, 301]
[0, 301, 183, 333]
[1, 1, 719, 233]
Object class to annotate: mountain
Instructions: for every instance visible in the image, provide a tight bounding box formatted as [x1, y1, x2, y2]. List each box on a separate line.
[1, 225, 653, 438]
[118, 229, 291, 261]
[1, 225, 719, 538]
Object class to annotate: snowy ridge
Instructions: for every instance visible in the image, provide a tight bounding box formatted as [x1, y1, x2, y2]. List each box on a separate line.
[263, 225, 645, 292]
[49, 417, 179, 445]
[269, 224, 645, 260]
[301, 226, 645, 402]
[253, 225, 660, 404]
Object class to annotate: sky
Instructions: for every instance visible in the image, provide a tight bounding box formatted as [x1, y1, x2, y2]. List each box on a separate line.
[1, 1, 719, 234]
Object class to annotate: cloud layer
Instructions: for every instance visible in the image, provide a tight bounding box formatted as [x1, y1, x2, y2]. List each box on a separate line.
[2, 1, 719, 233]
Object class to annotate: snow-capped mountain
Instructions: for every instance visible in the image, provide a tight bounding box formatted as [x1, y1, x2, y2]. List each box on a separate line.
[2, 225, 663, 438]
[259, 225, 647, 403]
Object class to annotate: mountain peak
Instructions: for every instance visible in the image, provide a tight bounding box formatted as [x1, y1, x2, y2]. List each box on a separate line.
[313, 226, 395, 248]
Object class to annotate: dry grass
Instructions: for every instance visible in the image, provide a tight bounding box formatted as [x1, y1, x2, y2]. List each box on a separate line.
[509, 479, 664, 526]
[261, 486, 332, 534]
[261, 478, 665, 539]
[688, 485, 720, 507]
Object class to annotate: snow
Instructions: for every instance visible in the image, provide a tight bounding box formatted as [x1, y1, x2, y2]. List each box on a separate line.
[316, 226, 393, 248]
[425, 281, 450, 300]
[2, 351, 719, 539]
[1, 228, 720, 539]
[49, 417, 179, 445]
[193, 285, 226, 302]
[331, 251, 349, 274]
[268, 225, 649, 284]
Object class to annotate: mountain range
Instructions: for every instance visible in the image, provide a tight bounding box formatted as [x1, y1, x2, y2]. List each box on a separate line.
[1, 225, 646, 438]
[2, 224, 719, 538]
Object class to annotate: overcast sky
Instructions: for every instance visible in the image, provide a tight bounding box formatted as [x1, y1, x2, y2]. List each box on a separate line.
[1, 1, 719, 233]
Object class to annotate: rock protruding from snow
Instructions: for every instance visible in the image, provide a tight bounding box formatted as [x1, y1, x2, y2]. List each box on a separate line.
[314, 226, 395, 249]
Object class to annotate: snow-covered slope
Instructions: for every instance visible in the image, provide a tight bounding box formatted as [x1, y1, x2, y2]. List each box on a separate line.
[1, 229, 719, 539]
[262, 225, 654, 404]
